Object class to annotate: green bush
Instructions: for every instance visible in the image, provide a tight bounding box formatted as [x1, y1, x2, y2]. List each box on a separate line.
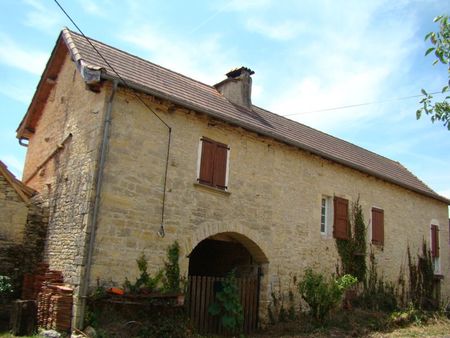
[123, 253, 163, 294]
[163, 241, 181, 293]
[208, 270, 244, 334]
[298, 269, 357, 322]
[0, 275, 13, 299]
[357, 252, 398, 312]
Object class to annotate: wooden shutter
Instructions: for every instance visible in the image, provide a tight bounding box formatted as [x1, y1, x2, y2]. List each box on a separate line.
[371, 208, 384, 245]
[431, 224, 439, 258]
[333, 197, 349, 239]
[199, 138, 215, 185]
[213, 143, 228, 189]
[199, 138, 229, 190]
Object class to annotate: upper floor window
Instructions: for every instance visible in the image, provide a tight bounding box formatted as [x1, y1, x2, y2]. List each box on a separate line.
[371, 208, 384, 246]
[197, 137, 229, 190]
[333, 197, 349, 240]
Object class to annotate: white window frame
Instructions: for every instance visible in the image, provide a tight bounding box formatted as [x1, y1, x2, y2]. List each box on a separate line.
[320, 196, 333, 237]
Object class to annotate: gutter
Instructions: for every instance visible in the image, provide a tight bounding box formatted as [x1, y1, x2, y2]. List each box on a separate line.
[101, 73, 450, 206]
[76, 79, 118, 329]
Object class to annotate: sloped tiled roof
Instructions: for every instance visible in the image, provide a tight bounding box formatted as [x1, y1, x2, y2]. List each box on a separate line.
[19, 28, 450, 204]
[0, 161, 35, 203]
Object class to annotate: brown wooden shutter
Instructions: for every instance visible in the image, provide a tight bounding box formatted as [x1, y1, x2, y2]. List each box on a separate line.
[333, 197, 349, 239]
[199, 138, 215, 185]
[213, 143, 228, 189]
[372, 208, 384, 245]
[431, 224, 439, 258]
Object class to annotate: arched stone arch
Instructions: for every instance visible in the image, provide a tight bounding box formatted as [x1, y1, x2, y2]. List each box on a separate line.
[184, 224, 270, 332]
[184, 223, 269, 264]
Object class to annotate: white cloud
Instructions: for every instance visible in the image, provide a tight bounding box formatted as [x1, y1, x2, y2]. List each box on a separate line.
[78, 0, 101, 14]
[0, 155, 24, 179]
[23, 0, 63, 33]
[223, 0, 272, 12]
[246, 18, 305, 40]
[0, 33, 48, 75]
[260, 1, 418, 133]
[0, 82, 34, 103]
[119, 25, 237, 85]
[77, 0, 113, 17]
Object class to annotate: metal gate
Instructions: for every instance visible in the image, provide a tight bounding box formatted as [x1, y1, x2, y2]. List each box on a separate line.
[186, 275, 259, 334]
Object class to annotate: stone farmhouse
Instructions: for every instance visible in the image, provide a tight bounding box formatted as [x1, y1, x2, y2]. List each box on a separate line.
[16, 28, 450, 330]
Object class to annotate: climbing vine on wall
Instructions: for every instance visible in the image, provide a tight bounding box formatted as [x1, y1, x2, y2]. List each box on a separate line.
[335, 197, 367, 282]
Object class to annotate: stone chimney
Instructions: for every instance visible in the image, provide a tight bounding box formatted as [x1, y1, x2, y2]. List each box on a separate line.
[214, 67, 254, 109]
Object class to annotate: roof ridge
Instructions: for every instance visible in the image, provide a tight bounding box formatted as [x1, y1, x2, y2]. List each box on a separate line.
[67, 29, 219, 92]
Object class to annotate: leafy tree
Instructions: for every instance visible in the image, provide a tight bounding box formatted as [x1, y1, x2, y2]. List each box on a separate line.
[416, 15, 450, 130]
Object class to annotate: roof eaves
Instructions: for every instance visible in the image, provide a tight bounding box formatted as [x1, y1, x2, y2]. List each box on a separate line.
[101, 73, 450, 205]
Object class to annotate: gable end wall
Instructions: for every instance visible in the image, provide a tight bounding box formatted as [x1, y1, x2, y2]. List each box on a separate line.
[22, 53, 107, 288]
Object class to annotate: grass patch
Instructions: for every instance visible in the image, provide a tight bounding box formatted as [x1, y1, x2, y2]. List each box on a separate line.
[249, 309, 450, 338]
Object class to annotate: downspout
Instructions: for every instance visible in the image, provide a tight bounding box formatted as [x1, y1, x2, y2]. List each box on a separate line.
[77, 79, 118, 329]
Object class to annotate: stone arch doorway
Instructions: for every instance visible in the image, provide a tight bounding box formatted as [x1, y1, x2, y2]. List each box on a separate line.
[187, 231, 268, 334]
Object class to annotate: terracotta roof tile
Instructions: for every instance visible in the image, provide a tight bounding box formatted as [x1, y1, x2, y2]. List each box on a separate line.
[62, 29, 448, 204]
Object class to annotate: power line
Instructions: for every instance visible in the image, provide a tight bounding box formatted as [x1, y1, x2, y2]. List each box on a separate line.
[282, 91, 443, 117]
[52, 0, 172, 230]
[53, 0, 171, 131]
[52, 3, 174, 320]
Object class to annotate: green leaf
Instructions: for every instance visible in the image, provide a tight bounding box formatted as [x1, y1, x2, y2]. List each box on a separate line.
[425, 47, 435, 56]
[442, 86, 449, 93]
[421, 88, 428, 96]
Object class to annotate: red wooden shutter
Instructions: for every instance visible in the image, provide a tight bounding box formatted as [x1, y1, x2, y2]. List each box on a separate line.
[333, 197, 349, 239]
[199, 139, 215, 185]
[431, 224, 439, 258]
[372, 208, 384, 245]
[213, 143, 228, 189]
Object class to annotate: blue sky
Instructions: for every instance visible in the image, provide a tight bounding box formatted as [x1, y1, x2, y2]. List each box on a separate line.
[1, 0, 449, 204]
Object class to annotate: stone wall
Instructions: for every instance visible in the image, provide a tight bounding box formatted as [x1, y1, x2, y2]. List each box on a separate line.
[0, 174, 28, 275]
[87, 87, 449, 317]
[22, 53, 107, 288]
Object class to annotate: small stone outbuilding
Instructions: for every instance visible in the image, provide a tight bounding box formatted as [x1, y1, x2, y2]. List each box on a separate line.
[0, 160, 48, 296]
